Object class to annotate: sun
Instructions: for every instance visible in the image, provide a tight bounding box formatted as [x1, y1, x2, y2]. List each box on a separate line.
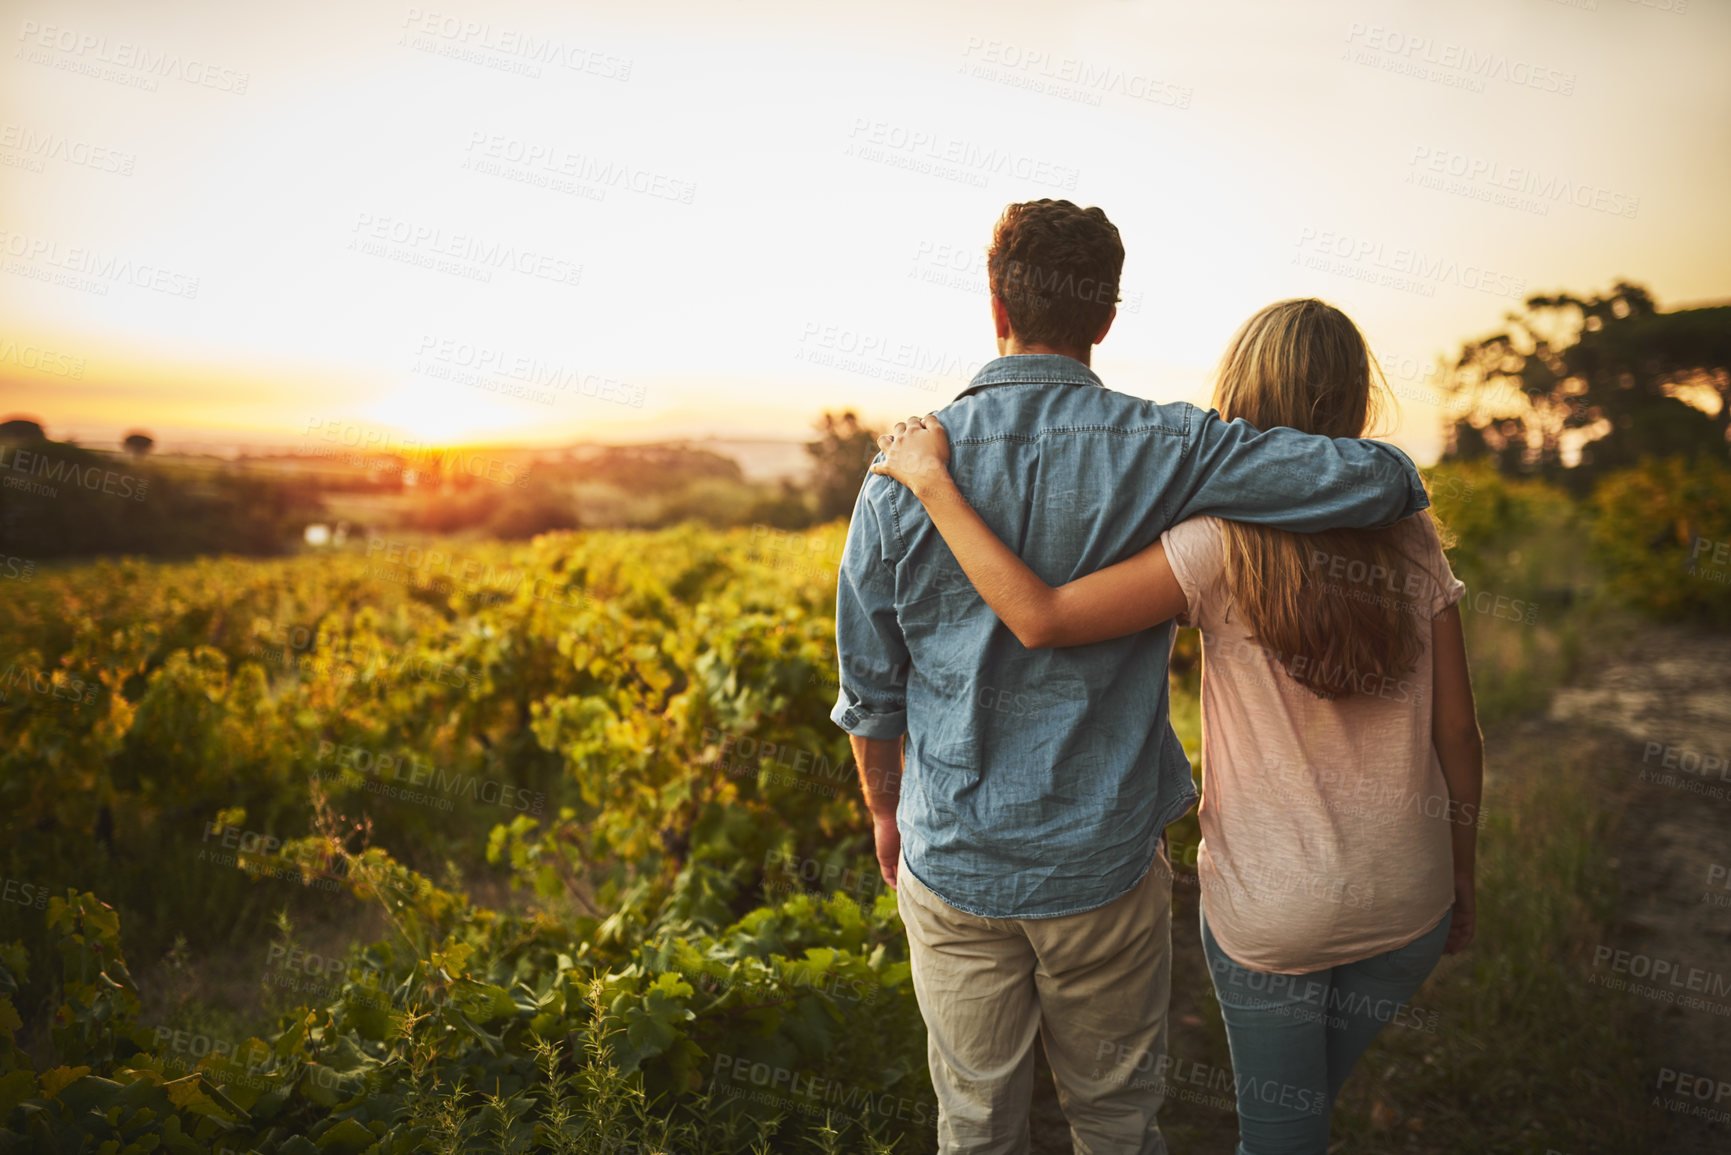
[361, 381, 538, 446]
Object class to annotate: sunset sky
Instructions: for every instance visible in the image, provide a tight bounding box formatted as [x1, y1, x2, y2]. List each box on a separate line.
[3, 0, 1728, 463]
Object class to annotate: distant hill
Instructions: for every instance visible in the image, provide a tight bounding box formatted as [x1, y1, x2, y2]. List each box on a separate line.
[667, 439, 812, 483]
[129, 436, 814, 485]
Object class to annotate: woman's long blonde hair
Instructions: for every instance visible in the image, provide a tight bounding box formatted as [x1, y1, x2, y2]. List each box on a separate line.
[1211, 299, 1430, 699]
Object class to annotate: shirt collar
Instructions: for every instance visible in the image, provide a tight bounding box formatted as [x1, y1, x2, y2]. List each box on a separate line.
[954, 354, 1104, 401]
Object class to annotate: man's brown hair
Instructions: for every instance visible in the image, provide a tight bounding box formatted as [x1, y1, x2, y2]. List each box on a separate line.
[987, 199, 1124, 352]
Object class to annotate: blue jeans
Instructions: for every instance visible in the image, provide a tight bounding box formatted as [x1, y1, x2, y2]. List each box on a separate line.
[1199, 908, 1451, 1155]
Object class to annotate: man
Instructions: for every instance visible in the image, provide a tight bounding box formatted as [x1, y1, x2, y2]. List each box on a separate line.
[830, 199, 1431, 1154]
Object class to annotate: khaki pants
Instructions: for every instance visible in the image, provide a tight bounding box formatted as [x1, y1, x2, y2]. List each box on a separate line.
[896, 844, 1174, 1155]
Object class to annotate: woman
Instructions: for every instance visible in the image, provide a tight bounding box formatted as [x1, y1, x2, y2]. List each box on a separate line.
[871, 298, 1483, 1155]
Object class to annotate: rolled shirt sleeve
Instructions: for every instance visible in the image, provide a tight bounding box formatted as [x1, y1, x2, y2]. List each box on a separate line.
[1167, 408, 1430, 532]
[830, 477, 910, 740]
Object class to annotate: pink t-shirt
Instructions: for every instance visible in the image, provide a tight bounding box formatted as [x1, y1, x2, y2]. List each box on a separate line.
[1161, 512, 1465, 974]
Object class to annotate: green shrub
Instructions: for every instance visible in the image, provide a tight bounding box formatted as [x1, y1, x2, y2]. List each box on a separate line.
[1421, 461, 1604, 720]
[1589, 455, 1731, 624]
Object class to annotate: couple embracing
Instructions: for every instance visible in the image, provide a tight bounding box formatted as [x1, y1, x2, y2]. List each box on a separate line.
[830, 199, 1483, 1155]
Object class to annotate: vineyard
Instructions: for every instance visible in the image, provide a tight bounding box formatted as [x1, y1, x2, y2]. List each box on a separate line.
[0, 516, 936, 1154]
[0, 457, 1725, 1153]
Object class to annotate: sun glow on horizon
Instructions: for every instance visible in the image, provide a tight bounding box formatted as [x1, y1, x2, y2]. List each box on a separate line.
[359, 381, 553, 446]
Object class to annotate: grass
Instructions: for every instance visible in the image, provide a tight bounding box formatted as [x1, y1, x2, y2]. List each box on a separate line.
[1324, 716, 1652, 1153]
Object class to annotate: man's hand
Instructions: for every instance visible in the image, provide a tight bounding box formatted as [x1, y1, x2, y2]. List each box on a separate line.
[872, 809, 901, 889]
[1443, 872, 1475, 954]
[851, 735, 905, 887]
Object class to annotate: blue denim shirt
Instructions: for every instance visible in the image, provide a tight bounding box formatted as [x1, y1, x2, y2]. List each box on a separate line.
[830, 354, 1430, 919]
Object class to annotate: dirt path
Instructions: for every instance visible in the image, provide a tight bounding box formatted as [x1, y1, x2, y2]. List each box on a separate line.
[1548, 626, 1731, 1154]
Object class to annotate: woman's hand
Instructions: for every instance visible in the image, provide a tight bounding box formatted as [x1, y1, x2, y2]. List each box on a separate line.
[1443, 872, 1476, 954]
[870, 416, 953, 501]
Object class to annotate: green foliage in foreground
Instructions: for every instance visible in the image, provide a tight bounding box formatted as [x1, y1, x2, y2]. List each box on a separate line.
[2, 860, 929, 1154]
[0, 520, 929, 1151]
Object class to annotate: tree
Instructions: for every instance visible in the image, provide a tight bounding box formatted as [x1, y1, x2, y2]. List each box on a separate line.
[746, 480, 816, 529]
[0, 418, 46, 443]
[806, 411, 881, 522]
[488, 488, 580, 540]
[1441, 281, 1731, 492]
[0, 433, 324, 558]
[122, 432, 155, 457]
